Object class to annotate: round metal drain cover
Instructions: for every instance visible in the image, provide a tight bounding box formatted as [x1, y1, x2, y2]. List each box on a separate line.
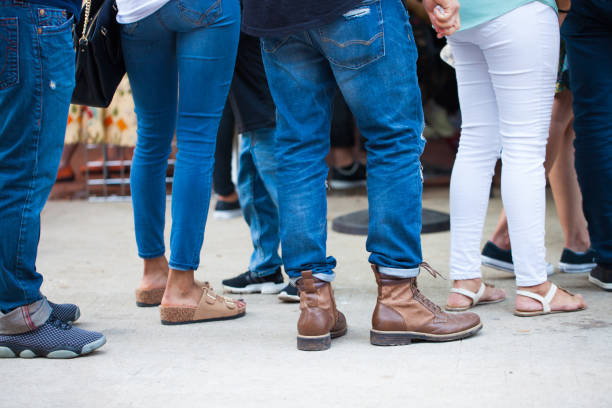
[331, 208, 450, 236]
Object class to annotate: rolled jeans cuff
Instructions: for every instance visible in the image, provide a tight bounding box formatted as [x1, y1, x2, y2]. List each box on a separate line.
[0, 298, 51, 335]
[378, 266, 420, 278]
[291, 272, 335, 284]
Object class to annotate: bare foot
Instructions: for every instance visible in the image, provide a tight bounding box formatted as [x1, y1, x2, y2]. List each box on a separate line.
[161, 269, 205, 307]
[516, 281, 586, 313]
[446, 278, 506, 309]
[138, 256, 169, 291]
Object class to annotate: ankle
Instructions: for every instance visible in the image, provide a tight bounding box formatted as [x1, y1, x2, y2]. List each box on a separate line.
[517, 281, 550, 296]
[490, 235, 511, 251]
[217, 192, 238, 202]
[565, 238, 590, 254]
[453, 278, 482, 291]
[166, 269, 197, 293]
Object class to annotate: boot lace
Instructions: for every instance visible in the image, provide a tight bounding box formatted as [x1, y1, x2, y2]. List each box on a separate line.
[414, 262, 446, 314]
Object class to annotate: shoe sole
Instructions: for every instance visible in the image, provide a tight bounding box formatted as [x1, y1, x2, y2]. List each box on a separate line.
[481, 256, 555, 275]
[329, 179, 367, 190]
[161, 311, 246, 325]
[514, 307, 586, 317]
[277, 292, 300, 303]
[0, 335, 106, 359]
[297, 327, 348, 351]
[370, 322, 482, 346]
[223, 282, 285, 295]
[136, 301, 161, 307]
[588, 274, 612, 291]
[213, 209, 242, 219]
[558, 262, 596, 274]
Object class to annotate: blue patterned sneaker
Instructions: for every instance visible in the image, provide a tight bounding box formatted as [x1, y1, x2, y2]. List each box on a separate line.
[558, 248, 597, 274]
[0, 315, 106, 359]
[48, 300, 80, 323]
[481, 241, 554, 275]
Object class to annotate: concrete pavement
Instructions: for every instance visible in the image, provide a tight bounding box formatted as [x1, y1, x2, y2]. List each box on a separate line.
[2, 187, 610, 408]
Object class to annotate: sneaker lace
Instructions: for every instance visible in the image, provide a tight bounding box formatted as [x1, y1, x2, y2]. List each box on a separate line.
[49, 314, 72, 330]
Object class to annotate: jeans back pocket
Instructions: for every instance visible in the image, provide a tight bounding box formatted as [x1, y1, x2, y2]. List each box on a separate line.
[0, 17, 19, 90]
[178, 0, 222, 28]
[317, 0, 384, 70]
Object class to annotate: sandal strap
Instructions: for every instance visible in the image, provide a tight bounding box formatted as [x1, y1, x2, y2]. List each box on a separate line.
[516, 283, 557, 313]
[449, 282, 485, 306]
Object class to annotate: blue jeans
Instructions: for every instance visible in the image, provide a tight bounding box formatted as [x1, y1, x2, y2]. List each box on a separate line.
[0, 1, 75, 312]
[237, 127, 282, 277]
[261, 0, 425, 281]
[562, 1, 612, 265]
[121, 0, 240, 270]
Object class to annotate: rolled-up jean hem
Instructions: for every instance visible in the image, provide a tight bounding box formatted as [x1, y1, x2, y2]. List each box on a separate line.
[449, 272, 483, 281]
[515, 277, 548, 287]
[378, 266, 419, 278]
[168, 261, 198, 271]
[139, 250, 166, 260]
[290, 272, 335, 284]
[0, 298, 51, 335]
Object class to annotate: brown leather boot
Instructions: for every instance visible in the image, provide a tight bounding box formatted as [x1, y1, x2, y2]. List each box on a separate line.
[296, 271, 347, 351]
[371, 265, 482, 346]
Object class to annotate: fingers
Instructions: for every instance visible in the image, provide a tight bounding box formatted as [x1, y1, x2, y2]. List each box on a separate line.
[426, 1, 461, 38]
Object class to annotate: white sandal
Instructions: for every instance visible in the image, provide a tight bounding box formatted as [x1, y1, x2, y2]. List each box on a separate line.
[445, 282, 505, 311]
[514, 282, 585, 317]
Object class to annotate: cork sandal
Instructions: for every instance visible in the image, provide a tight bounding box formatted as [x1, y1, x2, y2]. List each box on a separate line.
[159, 287, 246, 325]
[445, 282, 505, 311]
[514, 283, 585, 317]
[135, 280, 211, 307]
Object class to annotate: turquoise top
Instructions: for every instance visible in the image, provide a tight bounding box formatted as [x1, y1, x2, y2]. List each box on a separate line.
[458, 0, 558, 32]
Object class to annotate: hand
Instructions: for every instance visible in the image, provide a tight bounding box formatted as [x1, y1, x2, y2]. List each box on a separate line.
[423, 0, 461, 38]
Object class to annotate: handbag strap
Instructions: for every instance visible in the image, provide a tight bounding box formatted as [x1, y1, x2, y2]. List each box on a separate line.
[80, 0, 92, 42]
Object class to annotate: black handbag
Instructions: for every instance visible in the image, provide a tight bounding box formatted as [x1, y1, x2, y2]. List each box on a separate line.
[71, 0, 126, 108]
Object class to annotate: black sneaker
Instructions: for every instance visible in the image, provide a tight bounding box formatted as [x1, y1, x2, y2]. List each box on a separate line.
[48, 300, 80, 323]
[0, 315, 106, 359]
[558, 248, 597, 274]
[481, 241, 554, 275]
[329, 161, 367, 190]
[222, 268, 285, 294]
[588, 265, 612, 291]
[277, 282, 300, 303]
[213, 199, 241, 219]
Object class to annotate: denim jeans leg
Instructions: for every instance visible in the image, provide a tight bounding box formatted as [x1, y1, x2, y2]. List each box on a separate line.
[0, 4, 75, 311]
[237, 128, 282, 277]
[261, 35, 338, 281]
[311, 0, 425, 277]
[562, 3, 612, 264]
[123, 0, 240, 270]
[168, 0, 240, 270]
[122, 17, 177, 261]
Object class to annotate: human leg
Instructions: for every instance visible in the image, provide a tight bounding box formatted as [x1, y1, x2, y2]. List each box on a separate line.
[475, 2, 584, 312]
[312, 0, 480, 344]
[0, 2, 105, 356]
[444, 30, 507, 309]
[222, 127, 284, 294]
[162, 0, 242, 311]
[121, 10, 178, 302]
[563, 1, 612, 289]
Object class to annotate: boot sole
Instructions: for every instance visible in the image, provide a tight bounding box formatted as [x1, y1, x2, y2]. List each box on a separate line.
[370, 322, 482, 346]
[297, 327, 347, 351]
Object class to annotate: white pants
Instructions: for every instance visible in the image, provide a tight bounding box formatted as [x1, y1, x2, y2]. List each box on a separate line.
[448, 2, 559, 287]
